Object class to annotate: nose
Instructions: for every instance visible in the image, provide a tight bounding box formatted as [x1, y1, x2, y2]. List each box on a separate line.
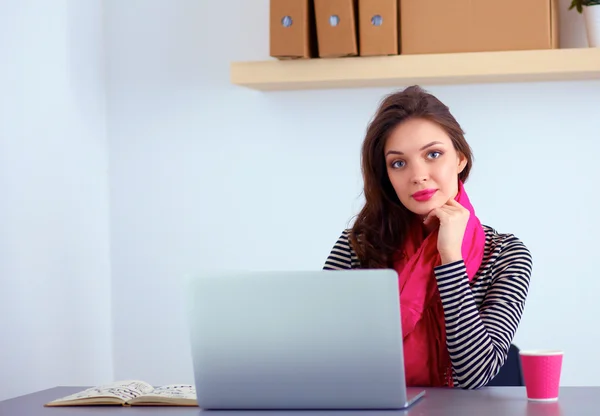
[409, 161, 429, 184]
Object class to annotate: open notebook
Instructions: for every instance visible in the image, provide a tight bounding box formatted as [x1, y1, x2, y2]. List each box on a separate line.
[44, 380, 197, 407]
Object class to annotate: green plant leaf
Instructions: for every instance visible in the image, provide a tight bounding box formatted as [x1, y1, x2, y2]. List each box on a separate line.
[569, 0, 600, 12]
[572, 0, 600, 10]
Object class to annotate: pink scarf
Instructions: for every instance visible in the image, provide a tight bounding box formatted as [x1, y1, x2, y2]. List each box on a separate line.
[393, 181, 486, 387]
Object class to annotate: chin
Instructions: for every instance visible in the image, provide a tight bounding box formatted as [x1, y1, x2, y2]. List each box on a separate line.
[403, 197, 445, 216]
[403, 202, 432, 216]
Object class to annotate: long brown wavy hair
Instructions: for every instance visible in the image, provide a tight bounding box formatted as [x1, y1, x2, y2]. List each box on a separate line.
[349, 85, 474, 269]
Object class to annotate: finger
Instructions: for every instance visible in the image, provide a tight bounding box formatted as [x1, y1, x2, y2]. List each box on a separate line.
[439, 203, 469, 222]
[440, 206, 469, 222]
[437, 205, 457, 215]
[424, 207, 448, 225]
[435, 208, 456, 224]
[422, 212, 433, 225]
[445, 198, 464, 208]
[445, 200, 469, 215]
[423, 209, 439, 225]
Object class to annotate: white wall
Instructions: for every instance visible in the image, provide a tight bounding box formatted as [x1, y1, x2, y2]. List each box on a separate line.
[5, 0, 596, 402]
[0, 0, 112, 400]
[104, 0, 600, 387]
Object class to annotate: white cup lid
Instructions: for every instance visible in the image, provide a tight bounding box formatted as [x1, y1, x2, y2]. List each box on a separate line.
[519, 350, 564, 356]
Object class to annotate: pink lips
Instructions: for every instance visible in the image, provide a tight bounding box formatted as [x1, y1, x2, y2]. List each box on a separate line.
[412, 189, 437, 202]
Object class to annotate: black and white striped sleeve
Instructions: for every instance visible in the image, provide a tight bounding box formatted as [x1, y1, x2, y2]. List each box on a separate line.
[434, 238, 533, 389]
[323, 230, 354, 270]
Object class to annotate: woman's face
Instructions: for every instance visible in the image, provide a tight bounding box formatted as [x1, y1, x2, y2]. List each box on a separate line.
[384, 117, 467, 217]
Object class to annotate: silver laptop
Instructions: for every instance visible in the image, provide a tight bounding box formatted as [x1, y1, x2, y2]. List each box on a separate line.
[184, 269, 426, 410]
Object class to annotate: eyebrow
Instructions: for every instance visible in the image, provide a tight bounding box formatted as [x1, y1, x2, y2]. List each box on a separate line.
[385, 141, 443, 157]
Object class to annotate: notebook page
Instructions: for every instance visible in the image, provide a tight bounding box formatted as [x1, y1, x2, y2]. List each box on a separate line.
[48, 380, 154, 403]
[139, 384, 196, 400]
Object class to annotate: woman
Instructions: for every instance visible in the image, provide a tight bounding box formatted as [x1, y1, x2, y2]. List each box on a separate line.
[323, 85, 532, 390]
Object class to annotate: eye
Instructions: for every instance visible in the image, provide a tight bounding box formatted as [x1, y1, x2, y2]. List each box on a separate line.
[391, 160, 405, 169]
[427, 151, 442, 159]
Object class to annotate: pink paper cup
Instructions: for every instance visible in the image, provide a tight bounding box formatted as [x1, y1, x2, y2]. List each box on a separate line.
[519, 350, 563, 402]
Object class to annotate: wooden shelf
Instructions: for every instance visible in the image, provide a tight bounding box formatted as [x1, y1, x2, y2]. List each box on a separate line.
[230, 48, 600, 91]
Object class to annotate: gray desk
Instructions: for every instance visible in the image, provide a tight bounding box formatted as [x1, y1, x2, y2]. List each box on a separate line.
[1, 386, 597, 416]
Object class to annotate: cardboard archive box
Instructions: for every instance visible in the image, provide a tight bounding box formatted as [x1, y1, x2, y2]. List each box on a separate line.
[359, 0, 400, 56]
[270, 0, 318, 59]
[400, 0, 559, 55]
[314, 0, 359, 58]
